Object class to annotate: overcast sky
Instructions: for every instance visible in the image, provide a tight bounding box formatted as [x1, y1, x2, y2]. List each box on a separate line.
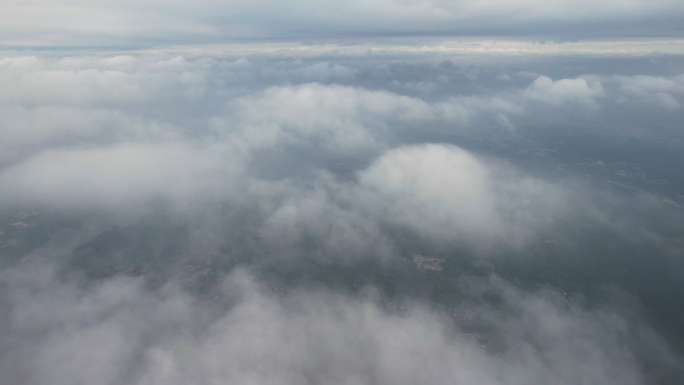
[2, 0, 684, 47]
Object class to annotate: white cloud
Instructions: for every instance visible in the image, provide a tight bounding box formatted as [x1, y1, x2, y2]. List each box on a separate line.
[258, 186, 396, 262]
[0, 53, 680, 220]
[611, 74, 684, 109]
[0, 142, 243, 209]
[523, 76, 605, 107]
[1, 264, 674, 385]
[218, 83, 524, 156]
[356, 144, 566, 247]
[0, 106, 183, 146]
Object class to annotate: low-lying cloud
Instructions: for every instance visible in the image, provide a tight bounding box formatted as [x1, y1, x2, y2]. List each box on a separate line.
[1, 262, 679, 385]
[1, 50, 684, 385]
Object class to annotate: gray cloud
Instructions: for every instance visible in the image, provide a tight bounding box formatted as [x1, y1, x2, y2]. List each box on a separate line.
[2, 0, 684, 45]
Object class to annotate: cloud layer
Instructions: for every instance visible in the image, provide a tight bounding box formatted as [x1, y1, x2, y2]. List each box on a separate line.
[1, 50, 684, 384]
[2, 0, 684, 45]
[2, 264, 679, 385]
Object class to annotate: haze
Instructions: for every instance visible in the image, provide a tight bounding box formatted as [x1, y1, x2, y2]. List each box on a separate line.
[1, 1, 684, 384]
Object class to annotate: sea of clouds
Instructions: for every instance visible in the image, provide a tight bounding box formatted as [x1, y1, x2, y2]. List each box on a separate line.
[0, 49, 683, 384]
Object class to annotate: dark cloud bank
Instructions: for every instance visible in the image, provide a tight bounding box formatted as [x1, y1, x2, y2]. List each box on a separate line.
[1, 49, 684, 384]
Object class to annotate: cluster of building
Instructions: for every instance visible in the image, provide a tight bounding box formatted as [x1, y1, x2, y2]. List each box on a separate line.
[0, 209, 50, 251]
[413, 254, 445, 271]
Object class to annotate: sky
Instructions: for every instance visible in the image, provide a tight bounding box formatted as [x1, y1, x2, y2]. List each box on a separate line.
[2, 0, 684, 46]
[1, 1, 684, 385]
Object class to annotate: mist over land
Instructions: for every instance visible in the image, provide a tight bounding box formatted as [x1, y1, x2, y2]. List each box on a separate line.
[2, 1, 684, 384]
